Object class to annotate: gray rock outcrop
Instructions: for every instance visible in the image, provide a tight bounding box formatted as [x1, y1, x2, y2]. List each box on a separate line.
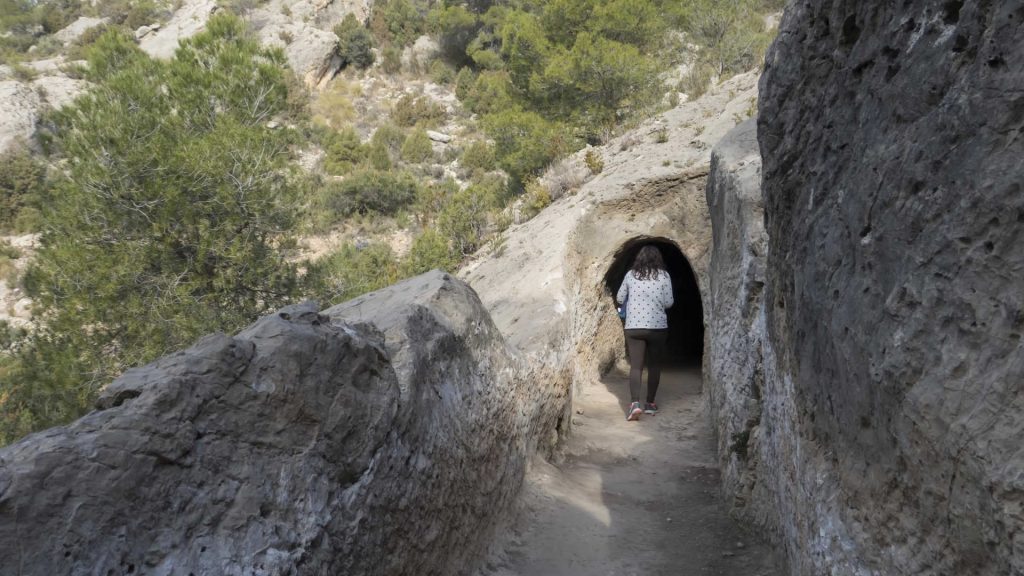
[705, 1, 1024, 574]
[703, 119, 773, 523]
[138, 0, 218, 59]
[53, 16, 108, 45]
[262, 24, 344, 88]
[138, 0, 371, 86]
[0, 271, 531, 576]
[0, 81, 40, 153]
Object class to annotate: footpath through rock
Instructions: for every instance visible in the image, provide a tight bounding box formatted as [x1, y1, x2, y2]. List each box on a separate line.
[483, 366, 783, 576]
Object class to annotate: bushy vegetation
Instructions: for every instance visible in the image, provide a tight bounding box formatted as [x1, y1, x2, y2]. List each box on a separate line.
[0, 0, 170, 63]
[319, 168, 420, 219]
[0, 0, 79, 62]
[1, 15, 306, 443]
[335, 13, 375, 70]
[391, 93, 447, 128]
[306, 242, 399, 304]
[401, 128, 434, 163]
[0, 147, 46, 233]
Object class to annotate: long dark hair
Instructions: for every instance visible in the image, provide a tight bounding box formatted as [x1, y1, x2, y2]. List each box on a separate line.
[631, 245, 666, 281]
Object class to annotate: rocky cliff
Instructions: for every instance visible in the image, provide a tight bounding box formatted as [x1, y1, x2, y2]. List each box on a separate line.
[706, 1, 1024, 574]
[0, 271, 532, 576]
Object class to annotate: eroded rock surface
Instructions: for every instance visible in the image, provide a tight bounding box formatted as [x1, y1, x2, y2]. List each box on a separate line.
[703, 119, 774, 525]
[0, 81, 40, 153]
[706, 2, 1024, 574]
[0, 272, 530, 576]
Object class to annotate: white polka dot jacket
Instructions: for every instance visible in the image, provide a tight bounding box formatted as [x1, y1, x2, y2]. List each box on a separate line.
[616, 270, 674, 330]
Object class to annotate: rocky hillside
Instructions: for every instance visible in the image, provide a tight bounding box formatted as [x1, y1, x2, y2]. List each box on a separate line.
[705, 1, 1024, 574]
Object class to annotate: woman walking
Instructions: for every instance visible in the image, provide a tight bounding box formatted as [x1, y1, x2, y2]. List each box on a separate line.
[616, 245, 674, 421]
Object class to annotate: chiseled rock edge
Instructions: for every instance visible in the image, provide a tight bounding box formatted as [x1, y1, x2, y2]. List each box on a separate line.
[703, 118, 775, 527]
[0, 271, 532, 576]
[707, 1, 1024, 574]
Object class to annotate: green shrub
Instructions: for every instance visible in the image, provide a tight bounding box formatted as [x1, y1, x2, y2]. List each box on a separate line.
[483, 107, 576, 190]
[381, 44, 402, 74]
[464, 70, 513, 115]
[677, 0, 774, 76]
[416, 177, 457, 220]
[584, 149, 603, 174]
[0, 239, 21, 284]
[371, 122, 407, 152]
[429, 58, 456, 84]
[460, 139, 495, 173]
[368, 0, 424, 48]
[539, 0, 593, 46]
[3, 16, 305, 441]
[123, 1, 158, 31]
[520, 179, 551, 220]
[469, 172, 509, 209]
[678, 64, 714, 99]
[0, 147, 45, 233]
[323, 127, 366, 175]
[470, 48, 503, 70]
[334, 13, 375, 69]
[454, 66, 476, 100]
[530, 32, 660, 132]
[391, 93, 446, 128]
[66, 22, 111, 61]
[498, 9, 551, 91]
[587, 0, 665, 50]
[321, 169, 419, 218]
[400, 228, 456, 276]
[401, 128, 434, 163]
[368, 140, 393, 170]
[306, 242, 399, 305]
[438, 185, 488, 256]
[427, 4, 479, 65]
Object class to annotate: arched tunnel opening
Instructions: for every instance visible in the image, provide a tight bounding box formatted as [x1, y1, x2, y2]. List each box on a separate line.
[603, 236, 704, 368]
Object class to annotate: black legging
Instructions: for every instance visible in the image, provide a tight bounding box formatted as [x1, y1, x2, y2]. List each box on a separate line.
[624, 328, 668, 403]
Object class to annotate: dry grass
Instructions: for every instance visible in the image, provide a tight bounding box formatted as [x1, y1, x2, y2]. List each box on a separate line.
[312, 78, 362, 129]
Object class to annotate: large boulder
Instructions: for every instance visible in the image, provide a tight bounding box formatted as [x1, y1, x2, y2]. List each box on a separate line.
[259, 24, 344, 88]
[705, 0, 1024, 574]
[0, 272, 530, 576]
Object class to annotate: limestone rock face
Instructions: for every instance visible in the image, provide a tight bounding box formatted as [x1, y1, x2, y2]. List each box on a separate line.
[53, 16, 109, 45]
[31, 74, 89, 110]
[138, 0, 371, 86]
[273, 25, 344, 88]
[0, 81, 40, 153]
[703, 119, 773, 524]
[0, 272, 528, 576]
[706, 1, 1024, 574]
[138, 0, 218, 59]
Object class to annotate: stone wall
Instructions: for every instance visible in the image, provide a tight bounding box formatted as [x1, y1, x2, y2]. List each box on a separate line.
[706, 1, 1024, 574]
[0, 272, 533, 576]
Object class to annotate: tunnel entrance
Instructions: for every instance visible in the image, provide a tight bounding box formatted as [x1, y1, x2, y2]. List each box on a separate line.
[603, 236, 704, 367]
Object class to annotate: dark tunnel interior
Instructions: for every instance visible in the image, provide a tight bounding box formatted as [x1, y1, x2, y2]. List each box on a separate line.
[603, 236, 704, 367]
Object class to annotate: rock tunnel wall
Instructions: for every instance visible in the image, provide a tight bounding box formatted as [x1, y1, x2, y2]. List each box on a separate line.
[705, 1, 1024, 574]
[0, 272, 536, 576]
[565, 169, 712, 390]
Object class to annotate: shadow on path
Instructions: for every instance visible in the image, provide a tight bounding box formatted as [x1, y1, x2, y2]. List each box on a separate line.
[482, 367, 783, 576]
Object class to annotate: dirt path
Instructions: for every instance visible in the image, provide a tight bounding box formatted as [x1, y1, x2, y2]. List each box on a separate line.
[482, 366, 784, 576]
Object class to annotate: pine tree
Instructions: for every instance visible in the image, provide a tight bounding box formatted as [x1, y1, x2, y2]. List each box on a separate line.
[1, 15, 304, 442]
